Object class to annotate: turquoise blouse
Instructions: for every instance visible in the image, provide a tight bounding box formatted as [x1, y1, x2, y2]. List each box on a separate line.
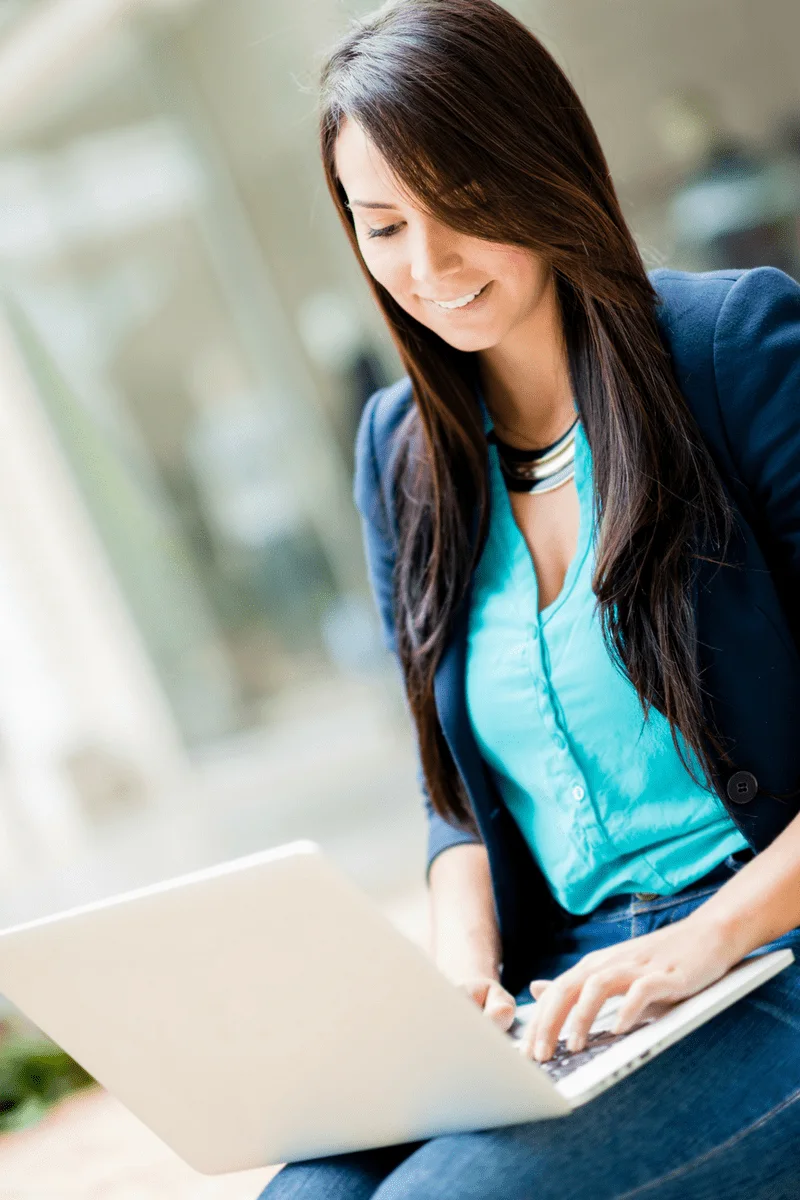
[465, 400, 749, 915]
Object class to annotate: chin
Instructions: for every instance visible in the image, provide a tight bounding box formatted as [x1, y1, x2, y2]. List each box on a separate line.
[434, 328, 503, 352]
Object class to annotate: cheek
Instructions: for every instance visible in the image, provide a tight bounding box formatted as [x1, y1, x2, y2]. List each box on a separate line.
[471, 233, 537, 270]
[487, 246, 542, 291]
[359, 245, 404, 294]
[371, 266, 423, 319]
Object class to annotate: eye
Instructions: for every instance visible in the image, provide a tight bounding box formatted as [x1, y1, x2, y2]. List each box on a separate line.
[366, 222, 402, 239]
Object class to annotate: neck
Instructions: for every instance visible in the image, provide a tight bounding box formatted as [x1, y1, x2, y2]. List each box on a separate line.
[476, 271, 576, 449]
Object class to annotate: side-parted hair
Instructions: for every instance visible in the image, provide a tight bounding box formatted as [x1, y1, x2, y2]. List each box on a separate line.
[318, 0, 736, 831]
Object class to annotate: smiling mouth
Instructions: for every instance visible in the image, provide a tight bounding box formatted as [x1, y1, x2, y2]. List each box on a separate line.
[425, 282, 491, 310]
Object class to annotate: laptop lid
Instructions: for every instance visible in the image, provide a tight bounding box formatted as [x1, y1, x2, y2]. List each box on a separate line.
[0, 842, 568, 1173]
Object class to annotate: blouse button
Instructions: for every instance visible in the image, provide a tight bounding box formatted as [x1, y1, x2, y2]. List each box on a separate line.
[572, 784, 585, 801]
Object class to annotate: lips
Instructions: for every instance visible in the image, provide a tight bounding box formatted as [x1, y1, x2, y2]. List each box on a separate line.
[424, 281, 491, 310]
[431, 287, 482, 302]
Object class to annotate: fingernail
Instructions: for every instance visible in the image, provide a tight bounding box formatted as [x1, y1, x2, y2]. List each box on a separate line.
[567, 1034, 580, 1052]
[534, 1040, 547, 1060]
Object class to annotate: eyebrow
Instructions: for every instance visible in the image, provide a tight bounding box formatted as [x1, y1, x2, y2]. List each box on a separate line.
[346, 199, 399, 210]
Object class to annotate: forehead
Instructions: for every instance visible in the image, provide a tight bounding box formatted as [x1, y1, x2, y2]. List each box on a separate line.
[334, 118, 415, 206]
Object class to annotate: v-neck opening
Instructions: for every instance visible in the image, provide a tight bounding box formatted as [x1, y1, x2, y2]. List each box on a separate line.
[539, 422, 592, 624]
[485, 421, 592, 626]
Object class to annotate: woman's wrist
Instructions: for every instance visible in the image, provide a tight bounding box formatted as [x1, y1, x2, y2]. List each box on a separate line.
[682, 898, 749, 968]
[682, 839, 800, 965]
[433, 925, 502, 984]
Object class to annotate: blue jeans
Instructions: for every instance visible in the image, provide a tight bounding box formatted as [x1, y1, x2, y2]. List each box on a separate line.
[259, 853, 800, 1199]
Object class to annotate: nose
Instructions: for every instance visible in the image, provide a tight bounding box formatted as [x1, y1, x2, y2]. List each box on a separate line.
[408, 220, 463, 288]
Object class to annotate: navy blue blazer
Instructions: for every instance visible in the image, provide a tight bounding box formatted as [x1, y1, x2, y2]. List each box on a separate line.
[353, 266, 800, 994]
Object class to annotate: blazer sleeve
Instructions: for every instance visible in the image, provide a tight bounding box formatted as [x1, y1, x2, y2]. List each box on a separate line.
[352, 387, 482, 877]
[712, 265, 800, 590]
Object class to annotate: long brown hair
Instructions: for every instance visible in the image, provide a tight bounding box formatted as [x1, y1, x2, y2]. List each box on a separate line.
[318, 0, 736, 831]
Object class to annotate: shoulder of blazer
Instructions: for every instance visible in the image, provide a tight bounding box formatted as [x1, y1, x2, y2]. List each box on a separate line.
[648, 265, 750, 509]
[651, 265, 800, 571]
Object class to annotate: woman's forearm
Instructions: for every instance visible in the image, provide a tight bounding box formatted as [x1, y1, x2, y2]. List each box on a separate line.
[688, 808, 800, 959]
[428, 843, 502, 982]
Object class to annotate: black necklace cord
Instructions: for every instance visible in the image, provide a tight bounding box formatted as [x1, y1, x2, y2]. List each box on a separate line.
[486, 415, 580, 460]
[487, 417, 580, 494]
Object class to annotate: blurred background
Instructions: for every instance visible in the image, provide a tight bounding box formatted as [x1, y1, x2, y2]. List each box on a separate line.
[0, 0, 798, 1192]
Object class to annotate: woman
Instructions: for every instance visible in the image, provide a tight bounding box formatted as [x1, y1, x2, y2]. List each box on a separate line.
[261, 0, 800, 1195]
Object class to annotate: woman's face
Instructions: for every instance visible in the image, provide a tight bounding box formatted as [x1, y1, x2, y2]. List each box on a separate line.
[333, 118, 552, 353]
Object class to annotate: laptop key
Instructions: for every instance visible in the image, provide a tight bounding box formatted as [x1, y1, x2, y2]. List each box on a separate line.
[507, 1020, 649, 1082]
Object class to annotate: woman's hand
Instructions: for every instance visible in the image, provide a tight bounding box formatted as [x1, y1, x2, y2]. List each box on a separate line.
[453, 975, 517, 1032]
[518, 911, 740, 1062]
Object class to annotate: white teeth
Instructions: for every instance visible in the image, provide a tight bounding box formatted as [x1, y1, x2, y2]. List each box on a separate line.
[434, 286, 485, 309]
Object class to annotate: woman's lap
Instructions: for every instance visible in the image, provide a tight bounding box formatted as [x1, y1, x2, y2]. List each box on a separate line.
[257, 1141, 421, 1200]
[258, 880, 800, 1200]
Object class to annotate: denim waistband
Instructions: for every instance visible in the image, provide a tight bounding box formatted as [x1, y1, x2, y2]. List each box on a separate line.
[584, 847, 756, 918]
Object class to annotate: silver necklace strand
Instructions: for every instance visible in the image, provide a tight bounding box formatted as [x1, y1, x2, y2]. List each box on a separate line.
[487, 416, 580, 494]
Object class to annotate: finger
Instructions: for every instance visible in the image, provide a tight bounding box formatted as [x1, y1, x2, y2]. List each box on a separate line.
[520, 977, 583, 1061]
[613, 972, 677, 1033]
[567, 968, 637, 1051]
[484, 983, 516, 1030]
[458, 979, 491, 1007]
[528, 979, 552, 1000]
[457, 979, 517, 1027]
[519, 980, 554, 1047]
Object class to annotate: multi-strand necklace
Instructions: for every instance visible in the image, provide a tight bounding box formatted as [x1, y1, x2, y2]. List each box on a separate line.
[487, 415, 580, 494]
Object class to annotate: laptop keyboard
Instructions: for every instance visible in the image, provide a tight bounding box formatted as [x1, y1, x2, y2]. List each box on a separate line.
[507, 1018, 647, 1082]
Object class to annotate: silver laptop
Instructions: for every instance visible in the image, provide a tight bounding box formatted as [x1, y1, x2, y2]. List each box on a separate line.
[0, 841, 790, 1174]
